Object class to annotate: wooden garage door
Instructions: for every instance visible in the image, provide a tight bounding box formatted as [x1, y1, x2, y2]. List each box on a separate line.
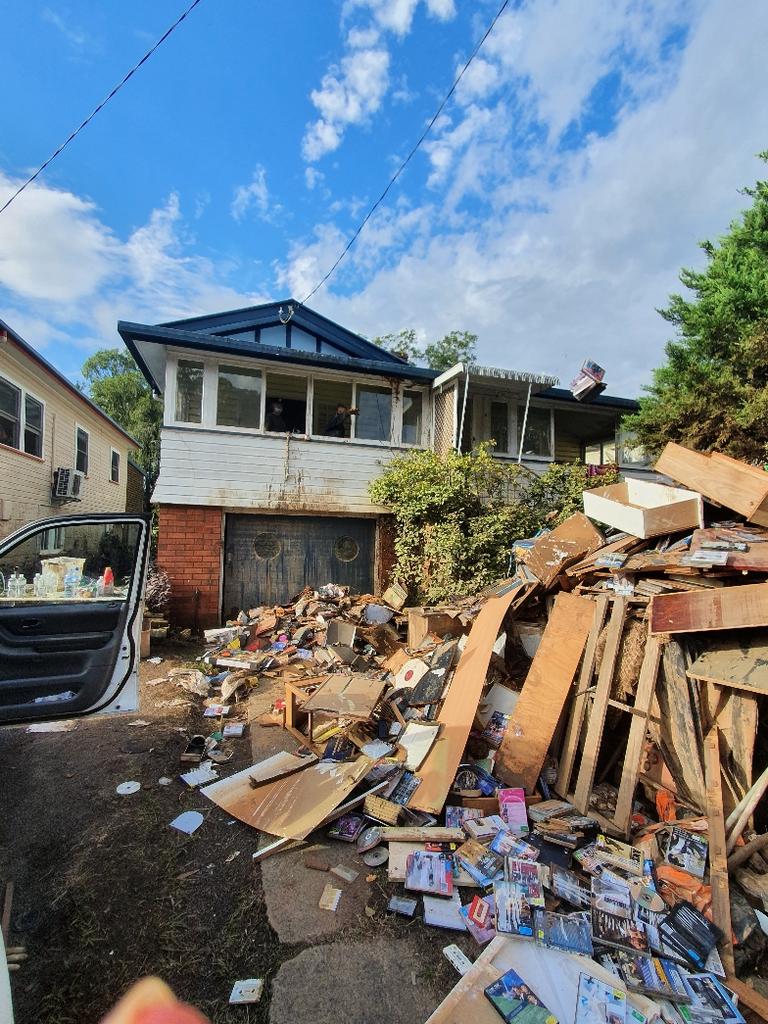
[223, 514, 376, 615]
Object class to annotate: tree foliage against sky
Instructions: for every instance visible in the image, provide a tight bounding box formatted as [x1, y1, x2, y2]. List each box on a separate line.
[373, 328, 477, 370]
[624, 154, 768, 462]
[79, 349, 161, 504]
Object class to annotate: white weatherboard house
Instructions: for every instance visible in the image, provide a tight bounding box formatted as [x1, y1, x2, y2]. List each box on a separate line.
[119, 301, 647, 626]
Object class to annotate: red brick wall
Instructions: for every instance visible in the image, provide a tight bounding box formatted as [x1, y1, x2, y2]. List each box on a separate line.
[156, 504, 223, 630]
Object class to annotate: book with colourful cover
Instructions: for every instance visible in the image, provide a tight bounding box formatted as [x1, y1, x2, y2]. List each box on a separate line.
[664, 827, 708, 880]
[505, 858, 546, 906]
[484, 967, 558, 1024]
[575, 973, 628, 1024]
[592, 908, 650, 956]
[445, 805, 483, 829]
[491, 831, 540, 859]
[683, 974, 744, 1024]
[592, 871, 633, 919]
[464, 814, 506, 842]
[573, 843, 607, 876]
[498, 788, 530, 835]
[494, 880, 535, 937]
[404, 851, 453, 896]
[595, 834, 643, 876]
[455, 839, 504, 886]
[550, 866, 591, 910]
[460, 894, 496, 944]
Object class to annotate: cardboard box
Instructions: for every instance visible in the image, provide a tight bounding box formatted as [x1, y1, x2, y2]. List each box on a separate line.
[583, 479, 703, 539]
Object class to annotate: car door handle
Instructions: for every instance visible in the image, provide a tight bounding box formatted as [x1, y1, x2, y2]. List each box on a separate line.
[19, 619, 42, 630]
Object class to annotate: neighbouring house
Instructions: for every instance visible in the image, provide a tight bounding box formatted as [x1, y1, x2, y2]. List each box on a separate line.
[119, 300, 648, 627]
[0, 320, 142, 541]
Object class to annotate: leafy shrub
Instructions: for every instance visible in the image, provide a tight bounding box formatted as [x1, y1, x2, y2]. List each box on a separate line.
[370, 444, 618, 602]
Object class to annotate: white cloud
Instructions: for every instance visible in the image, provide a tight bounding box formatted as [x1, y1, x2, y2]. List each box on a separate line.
[303, 48, 390, 161]
[304, 167, 325, 190]
[41, 7, 95, 51]
[231, 165, 275, 222]
[284, 0, 768, 396]
[347, 26, 380, 47]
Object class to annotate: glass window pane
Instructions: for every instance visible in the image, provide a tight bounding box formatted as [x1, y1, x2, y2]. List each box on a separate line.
[218, 328, 257, 342]
[0, 377, 20, 449]
[24, 396, 43, 457]
[319, 340, 344, 356]
[402, 390, 423, 445]
[76, 428, 89, 474]
[111, 450, 120, 482]
[517, 406, 551, 457]
[290, 326, 317, 352]
[0, 521, 142, 602]
[217, 364, 262, 428]
[490, 401, 509, 453]
[356, 385, 392, 442]
[260, 325, 287, 348]
[175, 360, 204, 423]
[313, 379, 354, 437]
[265, 373, 307, 433]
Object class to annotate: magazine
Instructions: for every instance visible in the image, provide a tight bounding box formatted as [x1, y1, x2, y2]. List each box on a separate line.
[494, 880, 535, 937]
[455, 839, 504, 886]
[460, 894, 496, 944]
[326, 813, 365, 842]
[498, 787, 530, 835]
[592, 872, 633, 919]
[573, 843, 607, 877]
[683, 974, 745, 1024]
[575, 973, 628, 1024]
[484, 967, 558, 1024]
[491, 831, 540, 859]
[550, 866, 591, 910]
[534, 910, 594, 956]
[482, 710, 510, 748]
[445, 805, 483, 829]
[595, 835, 643, 876]
[592, 908, 650, 955]
[664, 827, 708, 880]
[505, 858, 546, 907]
[404, 851, 453, 896]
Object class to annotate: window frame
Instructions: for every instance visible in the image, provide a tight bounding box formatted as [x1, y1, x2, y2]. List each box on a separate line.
[110, 448, 121, 484]
[0, 372, 45, 461]
[516, 402, 554, 460]
[75, 425, 90, 475]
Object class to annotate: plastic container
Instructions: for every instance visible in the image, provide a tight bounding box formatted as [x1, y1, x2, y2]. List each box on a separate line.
[63, 566, 80, 599]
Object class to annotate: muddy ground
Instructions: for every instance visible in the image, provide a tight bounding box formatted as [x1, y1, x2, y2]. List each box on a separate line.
[0, 641, 469, 1024]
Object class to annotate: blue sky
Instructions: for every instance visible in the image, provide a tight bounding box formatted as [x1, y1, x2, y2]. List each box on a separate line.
[1, 0, 768, 394]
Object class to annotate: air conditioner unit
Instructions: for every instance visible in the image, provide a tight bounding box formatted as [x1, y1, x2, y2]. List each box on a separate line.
[52, 468, 85, 501]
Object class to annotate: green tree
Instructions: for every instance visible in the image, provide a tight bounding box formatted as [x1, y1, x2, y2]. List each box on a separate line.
[422, 330, 477, 371]
[372, 328, 422, 362]
[80, 349, 162, 506]
[624, 155, 768, 462]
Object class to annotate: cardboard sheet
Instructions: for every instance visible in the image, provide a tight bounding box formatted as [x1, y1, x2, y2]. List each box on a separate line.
[408, 583, 524, 814]
[399, 721, 441, 770]
[496, 592, 594, 792]
[301, 673, 388, 717]
[202, 753, 372, 840]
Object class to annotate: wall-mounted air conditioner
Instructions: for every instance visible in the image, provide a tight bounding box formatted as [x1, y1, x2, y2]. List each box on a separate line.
[52, 468, 85, 501]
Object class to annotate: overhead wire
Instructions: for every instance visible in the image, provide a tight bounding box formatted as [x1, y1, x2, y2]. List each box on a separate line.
[0, 0, 206, 218]
[296, 0, 511, 308]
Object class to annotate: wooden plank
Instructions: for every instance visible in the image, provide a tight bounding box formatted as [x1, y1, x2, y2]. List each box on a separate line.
[687, 635, 768, 695]
[656, 441, 768, 525]
[689, 527, 768, 571]
[380, 826, 465, 842]
[573, 598, 627, 812]
[612, 634, 662, 835]
[408, 587, 523, 814]
[650, 583, 768, 635]
[496, 592, 596, 793]
[703, 724, 736, 975]
[524, 513, 605, 588]
[653, 641, 706, 810]
[725, 976, 768, 1022]
[555, 594, 610, 797]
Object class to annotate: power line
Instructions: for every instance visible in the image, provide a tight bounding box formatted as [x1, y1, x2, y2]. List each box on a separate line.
[0, 0, 205, 218]
[297, 0, 511, 307]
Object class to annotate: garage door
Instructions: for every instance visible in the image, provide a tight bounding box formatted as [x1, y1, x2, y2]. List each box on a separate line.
[223, 514, 376, 616]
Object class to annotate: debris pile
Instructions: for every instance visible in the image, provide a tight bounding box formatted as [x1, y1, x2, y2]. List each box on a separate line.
[191, 441, 768, 1024]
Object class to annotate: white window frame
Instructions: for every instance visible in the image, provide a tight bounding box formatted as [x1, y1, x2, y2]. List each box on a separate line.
[471, 397, 555, 461]
[40, 525, 66, 555]
[515, 402, 554, 462]
[110, 447, 121, 483]
[0, 371, 45, 460]
[164, 347, 430, 450]
[75, 424, 90, 475]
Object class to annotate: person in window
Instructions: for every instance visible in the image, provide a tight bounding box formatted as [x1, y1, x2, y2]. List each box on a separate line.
[265, 400, 287, 432]
[324, 403, 358, 438]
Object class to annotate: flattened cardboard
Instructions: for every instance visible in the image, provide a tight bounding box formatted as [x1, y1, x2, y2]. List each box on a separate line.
[301, 673, 388, 717]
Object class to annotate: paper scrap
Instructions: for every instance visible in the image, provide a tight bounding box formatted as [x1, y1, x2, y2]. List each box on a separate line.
[423, 892, 466, 931]
[330, 864, 360, 884]
[26, 720, 78, 733]
[180, 762, 219, 788]
[169, 810, 204, 835]
[203, 704, 231, 717]
[229, 979, 264, 1005]
[319, 884, 342, 911]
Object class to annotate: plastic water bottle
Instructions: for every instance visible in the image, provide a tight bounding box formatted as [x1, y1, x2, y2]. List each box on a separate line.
[63, 566, 80, 598]
[8, 570, 26, 598]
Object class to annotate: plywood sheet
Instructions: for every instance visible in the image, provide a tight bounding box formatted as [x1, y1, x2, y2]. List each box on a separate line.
[496, 592, 595, 792]
[686, 634, 768, 694]
[650, 583, 768, 634]
[202, 754, 372, 839]
[408, 586, 522, 814]
[524, 513, 604, 588]
[656, 442, 768, 525]
[300, 673, 387, 717]
[689, 528, 768, 571]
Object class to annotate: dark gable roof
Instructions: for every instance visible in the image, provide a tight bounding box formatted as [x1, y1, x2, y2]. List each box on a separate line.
[1, 319, 140, 447]
[161, 299, 410, 366]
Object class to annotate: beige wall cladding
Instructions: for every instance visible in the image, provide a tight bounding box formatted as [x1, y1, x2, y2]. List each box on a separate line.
[0, 339, 138, 539]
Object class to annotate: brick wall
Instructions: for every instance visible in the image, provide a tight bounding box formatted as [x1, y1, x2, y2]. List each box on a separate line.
[156, 504, 223, 630]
